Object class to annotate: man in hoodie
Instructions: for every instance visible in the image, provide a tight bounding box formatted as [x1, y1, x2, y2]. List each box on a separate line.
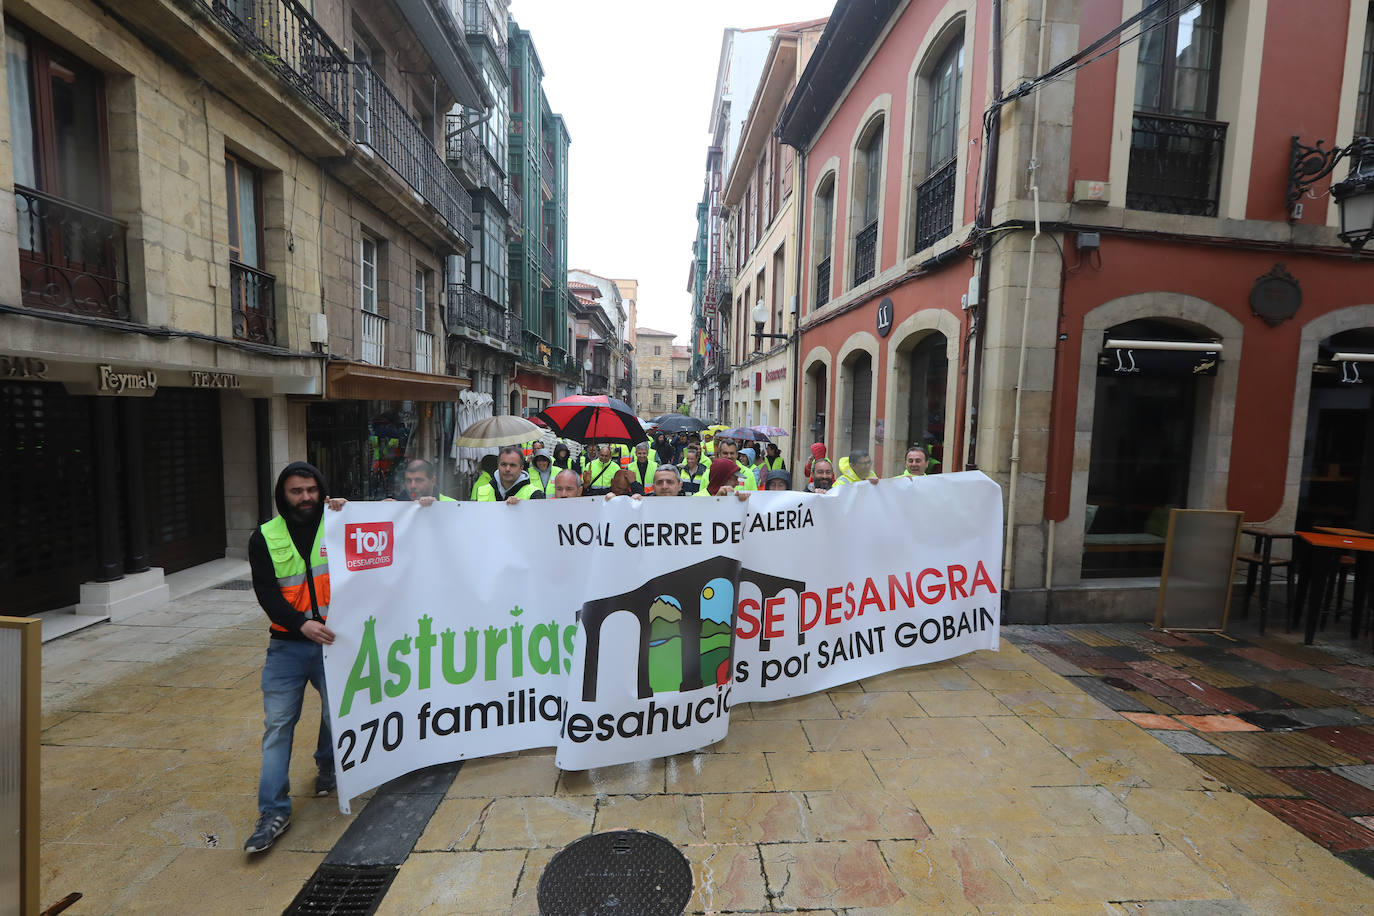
[528, 449, 557, 496]
[474, 446, 547, 502]
[833, 449, 879, 486]
[244, 462, 335, 854]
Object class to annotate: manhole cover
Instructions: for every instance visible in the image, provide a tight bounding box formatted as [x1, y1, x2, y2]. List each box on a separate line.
[537, 829, 691, 916]
[214, 578, 254, 590]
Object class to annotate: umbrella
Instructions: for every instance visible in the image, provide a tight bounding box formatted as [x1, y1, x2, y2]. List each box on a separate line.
[720, 426, 768, 442]
[453, 414, 543, 447]
[750, 425, 789, 437]
[536, 395, 649, 446]
[655, 415, 710, 433]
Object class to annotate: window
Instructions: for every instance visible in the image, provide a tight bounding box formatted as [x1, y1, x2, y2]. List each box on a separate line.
[360, 235, 378, 313]
[352, 39, 375, 144]
[913, 37, 963, 253]
[1127, 0, 1227, 216]
[653, 368, 662, 379]
[772, 246, 785, 334]
[813, 174, 835, 309]
[1359, 3, 1374, 137]
[225, 154, 261, 269]
[1134, 0, 1224, 120]
[652, 393, 662, 407]
[654, 345, 662, 355]
[414, 266, 426, 330]
[676, 370, 686, 385]
[852, 120, 883, 286]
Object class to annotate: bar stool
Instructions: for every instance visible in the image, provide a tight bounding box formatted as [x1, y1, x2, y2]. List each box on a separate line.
[1238, 526, 1294, 633]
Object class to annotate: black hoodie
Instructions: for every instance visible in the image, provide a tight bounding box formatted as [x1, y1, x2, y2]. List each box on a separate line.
[248, 461, 328, 640]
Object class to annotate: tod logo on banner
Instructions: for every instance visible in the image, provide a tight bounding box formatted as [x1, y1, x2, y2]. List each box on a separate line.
[345, 522, 394, 571]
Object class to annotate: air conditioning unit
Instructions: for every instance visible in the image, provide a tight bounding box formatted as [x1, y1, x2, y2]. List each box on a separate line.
[309, 313, 329, 344]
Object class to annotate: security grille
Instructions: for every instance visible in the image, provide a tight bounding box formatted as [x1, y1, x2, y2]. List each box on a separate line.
[141, 389, 226, 573]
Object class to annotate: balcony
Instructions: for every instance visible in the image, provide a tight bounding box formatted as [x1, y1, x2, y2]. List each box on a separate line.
[353, 62, 472, 243]
[200, 0, 350, 128]
[230, 261, 277, 344]
[913, 157, 956, 253]
[1126, 113, 1227, 218]
[540, 242, 554, 282]
[648, 377, 666, 388]
[852, 220, 877, 286]
[447, 283, 519, 351]
[464, 0, 509, 70]
[15, 185, 130, 321]
[541, 144, 555, 189]
[415, 328, 435, 373]
[814, 257, 831, 309]
[361, 310, 387, 365]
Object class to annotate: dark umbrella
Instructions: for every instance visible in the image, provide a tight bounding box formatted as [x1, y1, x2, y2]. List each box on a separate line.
[721, 426, 769, 443]
[654, 415, 710, 433]
[536, 395, 649, 446]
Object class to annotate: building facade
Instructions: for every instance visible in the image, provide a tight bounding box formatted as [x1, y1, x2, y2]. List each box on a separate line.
[721, 20, 827, 445]
[779, 0, 1374, 621]
[508, 19, 577, 418]
[568, 270, 630, 399]
[0, 0, 486, 623]
[635, 328, 692, 416]
[688, 25, 781, 423]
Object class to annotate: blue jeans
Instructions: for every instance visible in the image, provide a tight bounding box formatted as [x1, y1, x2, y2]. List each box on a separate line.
[257, 639, 332, 818]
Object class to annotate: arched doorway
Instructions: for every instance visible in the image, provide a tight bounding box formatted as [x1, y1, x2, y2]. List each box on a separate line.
[802, 360, 828, 447]
[1298, 328, 1374, 531]
[839, 351, 873, 457]
[1082, 318, 1221, 577]
[901, 332, 948, 472]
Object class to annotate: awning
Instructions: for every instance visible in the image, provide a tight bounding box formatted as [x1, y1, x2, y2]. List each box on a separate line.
[326, 361, 471, 401]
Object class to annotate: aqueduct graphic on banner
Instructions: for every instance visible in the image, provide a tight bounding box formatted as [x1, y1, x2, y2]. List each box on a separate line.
[577, 556, 807, 702]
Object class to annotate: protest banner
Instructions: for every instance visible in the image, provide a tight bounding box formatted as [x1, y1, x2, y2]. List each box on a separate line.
[322, 471, 1001, 812]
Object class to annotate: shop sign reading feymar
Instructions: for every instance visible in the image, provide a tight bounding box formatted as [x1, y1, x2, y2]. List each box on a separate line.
[322, 473, 1003, 812]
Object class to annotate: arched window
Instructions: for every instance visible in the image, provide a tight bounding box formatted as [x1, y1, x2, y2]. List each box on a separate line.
[851, 119, 884, 286]
[813, 173, 836, 310]
[913, 36, 962, 254]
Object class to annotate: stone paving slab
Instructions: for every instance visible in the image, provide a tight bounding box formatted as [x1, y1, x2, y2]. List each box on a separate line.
[32, 601, 1374, 913]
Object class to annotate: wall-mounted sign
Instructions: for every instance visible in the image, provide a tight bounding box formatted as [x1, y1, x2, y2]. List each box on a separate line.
[1097, 349, 1219, 377]
[97, 364, 158, 395]
[739, 374, 751, 390]
[0, 355, 48, 379]
[1249, 263, 1302, 327]
[189, 370, 241, 389]
[876, 297, 894, 338]
[765, 367, 787, 383]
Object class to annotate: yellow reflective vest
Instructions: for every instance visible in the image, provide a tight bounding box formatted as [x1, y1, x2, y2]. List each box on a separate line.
[259, 515, 329, 632]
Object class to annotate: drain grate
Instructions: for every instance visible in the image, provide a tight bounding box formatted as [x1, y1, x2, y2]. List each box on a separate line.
[537, 830, 692, 916]
[214, 579, 254, 590]
[283, 865, 398, 915]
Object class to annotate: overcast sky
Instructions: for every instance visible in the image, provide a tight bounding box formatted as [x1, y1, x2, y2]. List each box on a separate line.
[509, 0, 837, 344]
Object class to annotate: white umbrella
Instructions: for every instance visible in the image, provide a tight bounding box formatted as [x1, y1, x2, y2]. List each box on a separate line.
[454, 415, 543, 447]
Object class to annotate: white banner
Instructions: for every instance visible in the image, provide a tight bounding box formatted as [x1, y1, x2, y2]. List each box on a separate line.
[322, 472, 1002, 812]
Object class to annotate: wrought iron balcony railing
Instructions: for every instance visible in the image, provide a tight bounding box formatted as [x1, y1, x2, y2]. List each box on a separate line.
[447, 283, 521, 351]
[814, 256, 831, 309]
[353, 62, 472, 243]
[464, 0, 509, 69]
[15, 184, 130, 320]
[852, 219, 878, 286]
[201, 0, 349, 127]
[361, 309, 387, 365]
[1126, 113, 1227, 218]
[230, 261, 277, 344]
[913, 156, 957, 254]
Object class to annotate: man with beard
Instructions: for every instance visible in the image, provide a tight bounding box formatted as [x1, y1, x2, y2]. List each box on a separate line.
[244, 462, 336, 853]
[400, 458, 456, 504]
[806, 458, 836, 493]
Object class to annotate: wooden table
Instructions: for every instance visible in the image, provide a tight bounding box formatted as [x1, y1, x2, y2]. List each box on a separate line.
[1241, 525, 1294, 634]
[1295, 531, 1374, 645]
[1314, 526, 1374, 538]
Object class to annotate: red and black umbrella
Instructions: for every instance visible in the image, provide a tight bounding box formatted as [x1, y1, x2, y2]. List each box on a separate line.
[535, 395, 648, 446]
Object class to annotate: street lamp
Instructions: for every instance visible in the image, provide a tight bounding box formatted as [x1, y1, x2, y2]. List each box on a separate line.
[1287, 135, 1374, 253]
[751, 299, 788, 348]
[582, 358, 593, 395]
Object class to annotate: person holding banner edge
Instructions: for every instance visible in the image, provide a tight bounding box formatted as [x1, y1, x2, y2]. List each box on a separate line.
[244, 461, 336, 855]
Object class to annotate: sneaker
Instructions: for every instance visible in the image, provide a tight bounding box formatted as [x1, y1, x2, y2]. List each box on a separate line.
[243, 813, 290, 853]
[315, 770, 336, 796]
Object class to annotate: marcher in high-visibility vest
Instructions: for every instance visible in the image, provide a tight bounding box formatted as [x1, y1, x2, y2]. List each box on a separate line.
[582, 444, 620, 495]
[400, 457, 457, 503]
[833, 451, 879, 486]
[679, 445, 710, 495]
[473, 446, 547, 501]
[713, 439, 758, 491]
[626, 442, 658, 494]
[763, 442, 786, 471]
[902, 445, 929, 477]
[527, 449, 558, 496]
[244, 461, 335, 854]
[469, 454, 498, 500]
